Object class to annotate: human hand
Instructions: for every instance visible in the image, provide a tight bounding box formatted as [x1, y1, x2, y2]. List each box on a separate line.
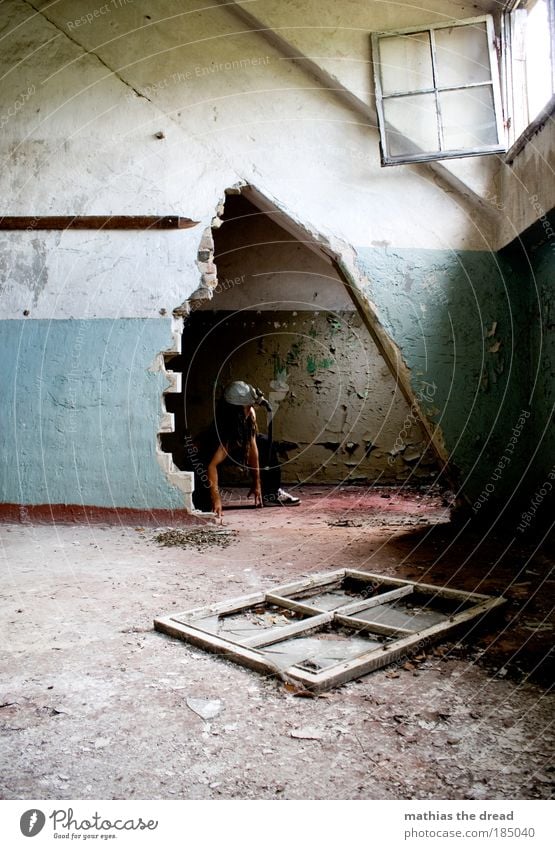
[212, 497, 223, 518]
[248, 485, 263, 507]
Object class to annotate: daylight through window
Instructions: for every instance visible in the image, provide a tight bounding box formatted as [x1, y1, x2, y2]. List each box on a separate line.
[372, 16, 506, 165]
[503, 0, 555, 150]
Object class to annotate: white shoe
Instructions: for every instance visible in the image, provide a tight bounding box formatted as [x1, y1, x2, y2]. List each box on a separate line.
[263, 488, 301, 506]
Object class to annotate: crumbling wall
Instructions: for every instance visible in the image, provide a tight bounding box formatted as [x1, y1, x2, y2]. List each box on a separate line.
[172, 193, 437, 485]
[354, 246, 531, 508]
[0, 0, 552, 513]
[177, 310, 437, 485]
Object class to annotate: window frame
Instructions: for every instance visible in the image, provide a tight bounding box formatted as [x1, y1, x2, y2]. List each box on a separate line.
[502, 0, 555, 162]
[155, 568, 505, 693]
[371, 15, 506, 166]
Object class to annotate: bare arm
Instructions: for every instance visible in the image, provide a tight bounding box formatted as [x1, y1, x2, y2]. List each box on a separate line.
[207, 444, 228, 517]
[247, 434, 263, 507]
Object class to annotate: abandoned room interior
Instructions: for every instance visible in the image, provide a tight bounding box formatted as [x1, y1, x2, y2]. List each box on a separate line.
[0, 0, 553, 806]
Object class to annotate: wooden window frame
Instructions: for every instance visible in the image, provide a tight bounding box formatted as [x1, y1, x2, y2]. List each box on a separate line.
[502, 0, 555, 162]
[372, 16, 506, 166]
[154, 569, 506, 693]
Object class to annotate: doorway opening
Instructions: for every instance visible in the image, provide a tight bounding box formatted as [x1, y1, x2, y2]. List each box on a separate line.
[161, 189, 443, 510]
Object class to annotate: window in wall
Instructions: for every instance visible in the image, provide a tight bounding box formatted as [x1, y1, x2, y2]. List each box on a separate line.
[371, 16, 506, 165]
[503, 0, 555, 156]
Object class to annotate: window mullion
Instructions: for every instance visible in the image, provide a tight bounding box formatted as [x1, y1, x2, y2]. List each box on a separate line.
[485, 14, 507, 148]
[429, 29, 444, 151]
[549, 0, 555, 94]
[381, 86, 436, 99]
[437, 80, 494, 91]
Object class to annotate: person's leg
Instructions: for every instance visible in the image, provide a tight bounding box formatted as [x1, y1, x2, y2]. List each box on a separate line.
[256, 434, 281, 496]
[256, 434, 300, 506]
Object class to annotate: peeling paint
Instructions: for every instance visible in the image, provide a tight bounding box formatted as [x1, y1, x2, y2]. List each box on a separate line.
[167, 309, 437, 485]
[0, 318, 185, 508]
[306, 354, 334, 375]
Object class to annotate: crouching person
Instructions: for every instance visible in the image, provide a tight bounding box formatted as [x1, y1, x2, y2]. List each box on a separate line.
[186, 380, 300, 517]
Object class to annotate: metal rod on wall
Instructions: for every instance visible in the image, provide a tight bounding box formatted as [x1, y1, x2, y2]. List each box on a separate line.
[0, 215, 199, 230]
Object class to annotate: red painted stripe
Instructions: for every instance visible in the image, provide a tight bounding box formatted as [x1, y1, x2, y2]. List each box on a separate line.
[0, 503, 207, 526]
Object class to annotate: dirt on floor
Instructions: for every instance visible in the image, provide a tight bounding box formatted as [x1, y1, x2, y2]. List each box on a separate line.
[0, 486, 553, 800]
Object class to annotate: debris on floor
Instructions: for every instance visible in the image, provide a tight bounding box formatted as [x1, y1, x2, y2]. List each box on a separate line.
[1, 489, 553, 800]
[154, 527, 237, 551]
[290, 726, 326, 740]
[186, 697, 225, 721]
[327, 518, 363, 527]
[331, 515, 447, 528]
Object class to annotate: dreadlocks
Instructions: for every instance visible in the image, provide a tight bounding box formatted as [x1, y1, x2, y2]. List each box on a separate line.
[214, 398, 257, 466]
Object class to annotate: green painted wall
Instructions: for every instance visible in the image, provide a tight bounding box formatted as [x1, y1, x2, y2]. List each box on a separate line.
[0, 318, 183, 509]
[355, 247, 531, 509]
[164, 310, 438, 485]
[528, 224, 555, 471]
[504, 212, 555, 531]
[1, 233, 552, 515]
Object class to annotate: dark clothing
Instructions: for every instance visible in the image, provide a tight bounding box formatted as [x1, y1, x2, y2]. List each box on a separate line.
[186, 433, 281, 512]
[256, 434, 282, 496]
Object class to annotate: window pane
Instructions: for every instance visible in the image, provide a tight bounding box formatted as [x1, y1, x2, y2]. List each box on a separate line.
[525, 0, 554, 120]
[434, 22, 491, 87]
[379, 32, 433, 94]
[439, 86, 499, 149]
[383, 93, 439, 156]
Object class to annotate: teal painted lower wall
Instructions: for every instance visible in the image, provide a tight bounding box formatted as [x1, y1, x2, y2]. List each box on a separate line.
[510, 213, 555, 528]
[529, 231, 555, 472]
[0, 318, 183, 509]
[355, 246, 533, 509]
[1, 233, 552, 514]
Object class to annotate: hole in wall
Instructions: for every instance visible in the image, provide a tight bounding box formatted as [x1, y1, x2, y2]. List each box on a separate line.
[160, 189, 441, 508]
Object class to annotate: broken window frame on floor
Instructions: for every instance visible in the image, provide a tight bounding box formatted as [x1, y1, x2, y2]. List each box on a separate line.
[154, 570, 505, 693]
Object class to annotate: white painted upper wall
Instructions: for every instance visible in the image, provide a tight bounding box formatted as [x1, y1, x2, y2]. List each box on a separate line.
[239, 0, 501, 106]
[202, 198, 351, 311]
[497, 121, 555, 248]
[0, 0, 552, 319]
[231, 0, 503, 200]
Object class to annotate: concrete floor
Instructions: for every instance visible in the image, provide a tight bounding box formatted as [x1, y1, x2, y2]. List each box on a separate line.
[1, 486, 553, 800]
